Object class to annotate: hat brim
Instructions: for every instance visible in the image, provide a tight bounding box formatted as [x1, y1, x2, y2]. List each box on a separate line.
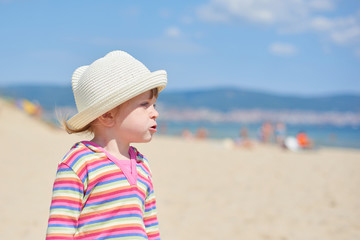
[66, 70, 167, 131]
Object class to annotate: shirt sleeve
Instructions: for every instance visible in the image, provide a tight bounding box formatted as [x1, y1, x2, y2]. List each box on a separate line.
[46, 163, 84, 239]
[143, 180, 160, 240]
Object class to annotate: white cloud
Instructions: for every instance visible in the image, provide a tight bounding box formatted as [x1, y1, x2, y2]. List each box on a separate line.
[311, 15, 358, 32]
[308, 0, 334, 11]
[197, 0, 360, 52]
[311, 16, 334, 31]
[330, 26, 360, 44]
[269, 42, 298, 56]
[197, 3, 230, 22]
[311, 15, 360, 45]
[165, 27, 181, 38]
[197, 0, 334, 25]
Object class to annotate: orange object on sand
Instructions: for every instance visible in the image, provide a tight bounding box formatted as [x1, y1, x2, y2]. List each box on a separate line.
[297, 132, 310, 148]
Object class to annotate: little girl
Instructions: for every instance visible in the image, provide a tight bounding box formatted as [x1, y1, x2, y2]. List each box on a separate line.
[46, 50, 167, 240]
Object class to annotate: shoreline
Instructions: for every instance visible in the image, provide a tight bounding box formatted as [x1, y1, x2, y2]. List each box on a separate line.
[2, 96, 359, 150]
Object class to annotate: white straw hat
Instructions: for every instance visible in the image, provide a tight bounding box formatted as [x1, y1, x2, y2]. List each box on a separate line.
[66, 50, 167, 131]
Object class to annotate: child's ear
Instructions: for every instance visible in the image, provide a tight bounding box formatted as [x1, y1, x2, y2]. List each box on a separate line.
[97, 110, 116, 127]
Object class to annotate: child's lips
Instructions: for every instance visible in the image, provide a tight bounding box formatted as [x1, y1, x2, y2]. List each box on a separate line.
[150, 124, 157, 132]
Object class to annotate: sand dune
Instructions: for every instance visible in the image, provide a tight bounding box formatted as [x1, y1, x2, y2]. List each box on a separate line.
[1, 99, 360, 240]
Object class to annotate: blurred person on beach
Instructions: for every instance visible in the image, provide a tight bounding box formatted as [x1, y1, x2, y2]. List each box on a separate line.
[258, 121, 274, 143]
[275, 122, 287, 148]
[182, 128, 194, 140]
[196, 127, 208, 140]
[46, 51, 167, 240]
[296, 131, 314, 149]
[234, 126, 253, 149]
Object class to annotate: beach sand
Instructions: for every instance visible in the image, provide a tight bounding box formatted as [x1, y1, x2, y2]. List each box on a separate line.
[1, 99, 360, 240]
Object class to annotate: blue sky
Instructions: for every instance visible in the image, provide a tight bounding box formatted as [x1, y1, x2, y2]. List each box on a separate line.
[0, 0, 359, 96]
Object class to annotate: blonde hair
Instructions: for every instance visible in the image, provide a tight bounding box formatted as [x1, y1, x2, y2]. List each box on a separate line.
[63, 88, 159, 134]
[63, 120, 94, 134]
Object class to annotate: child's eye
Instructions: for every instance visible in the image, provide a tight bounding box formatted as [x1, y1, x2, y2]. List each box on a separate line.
[141, 102, 149, 107]
[153, 104, 156, 109]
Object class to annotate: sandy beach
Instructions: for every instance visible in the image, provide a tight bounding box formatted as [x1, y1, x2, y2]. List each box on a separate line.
[1, 98, 360, 240]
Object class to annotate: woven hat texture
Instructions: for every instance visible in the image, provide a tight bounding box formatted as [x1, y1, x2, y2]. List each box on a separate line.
[67, 50, 167, 130]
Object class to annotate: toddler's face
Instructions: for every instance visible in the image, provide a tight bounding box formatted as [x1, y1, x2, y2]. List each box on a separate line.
[113, 90, 159, 144]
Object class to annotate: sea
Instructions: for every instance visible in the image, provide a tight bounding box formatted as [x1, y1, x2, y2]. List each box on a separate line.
[43, 109, 359, 150]
[157, 121, 360, 150]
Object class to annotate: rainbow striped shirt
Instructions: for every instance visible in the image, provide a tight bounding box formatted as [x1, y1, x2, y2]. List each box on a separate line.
[46, 141, 160, 240]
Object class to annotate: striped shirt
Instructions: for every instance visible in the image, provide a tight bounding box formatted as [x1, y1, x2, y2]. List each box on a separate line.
[46, 141, 160, 240]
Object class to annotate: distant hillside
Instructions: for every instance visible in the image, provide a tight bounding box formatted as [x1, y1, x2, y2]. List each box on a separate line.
[159, 88, 360, 112]
[1, 85, 359, 112]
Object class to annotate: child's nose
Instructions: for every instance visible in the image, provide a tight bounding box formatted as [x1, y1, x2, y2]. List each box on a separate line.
[150, 106, 159, 119]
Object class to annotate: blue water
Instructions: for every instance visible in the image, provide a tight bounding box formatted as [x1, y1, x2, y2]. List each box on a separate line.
[157, 121, 360, 149]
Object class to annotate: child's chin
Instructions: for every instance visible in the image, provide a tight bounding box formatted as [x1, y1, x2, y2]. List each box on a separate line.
[135, 135, 154, 143]
[142, 138, 152, 143]
[145, 135, 154, 142]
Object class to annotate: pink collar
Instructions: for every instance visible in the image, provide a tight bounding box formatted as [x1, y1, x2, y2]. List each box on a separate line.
[81, 141, 138, 186]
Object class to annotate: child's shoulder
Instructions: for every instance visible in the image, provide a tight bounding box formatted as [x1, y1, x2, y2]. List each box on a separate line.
[61, 141, 105, 167]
